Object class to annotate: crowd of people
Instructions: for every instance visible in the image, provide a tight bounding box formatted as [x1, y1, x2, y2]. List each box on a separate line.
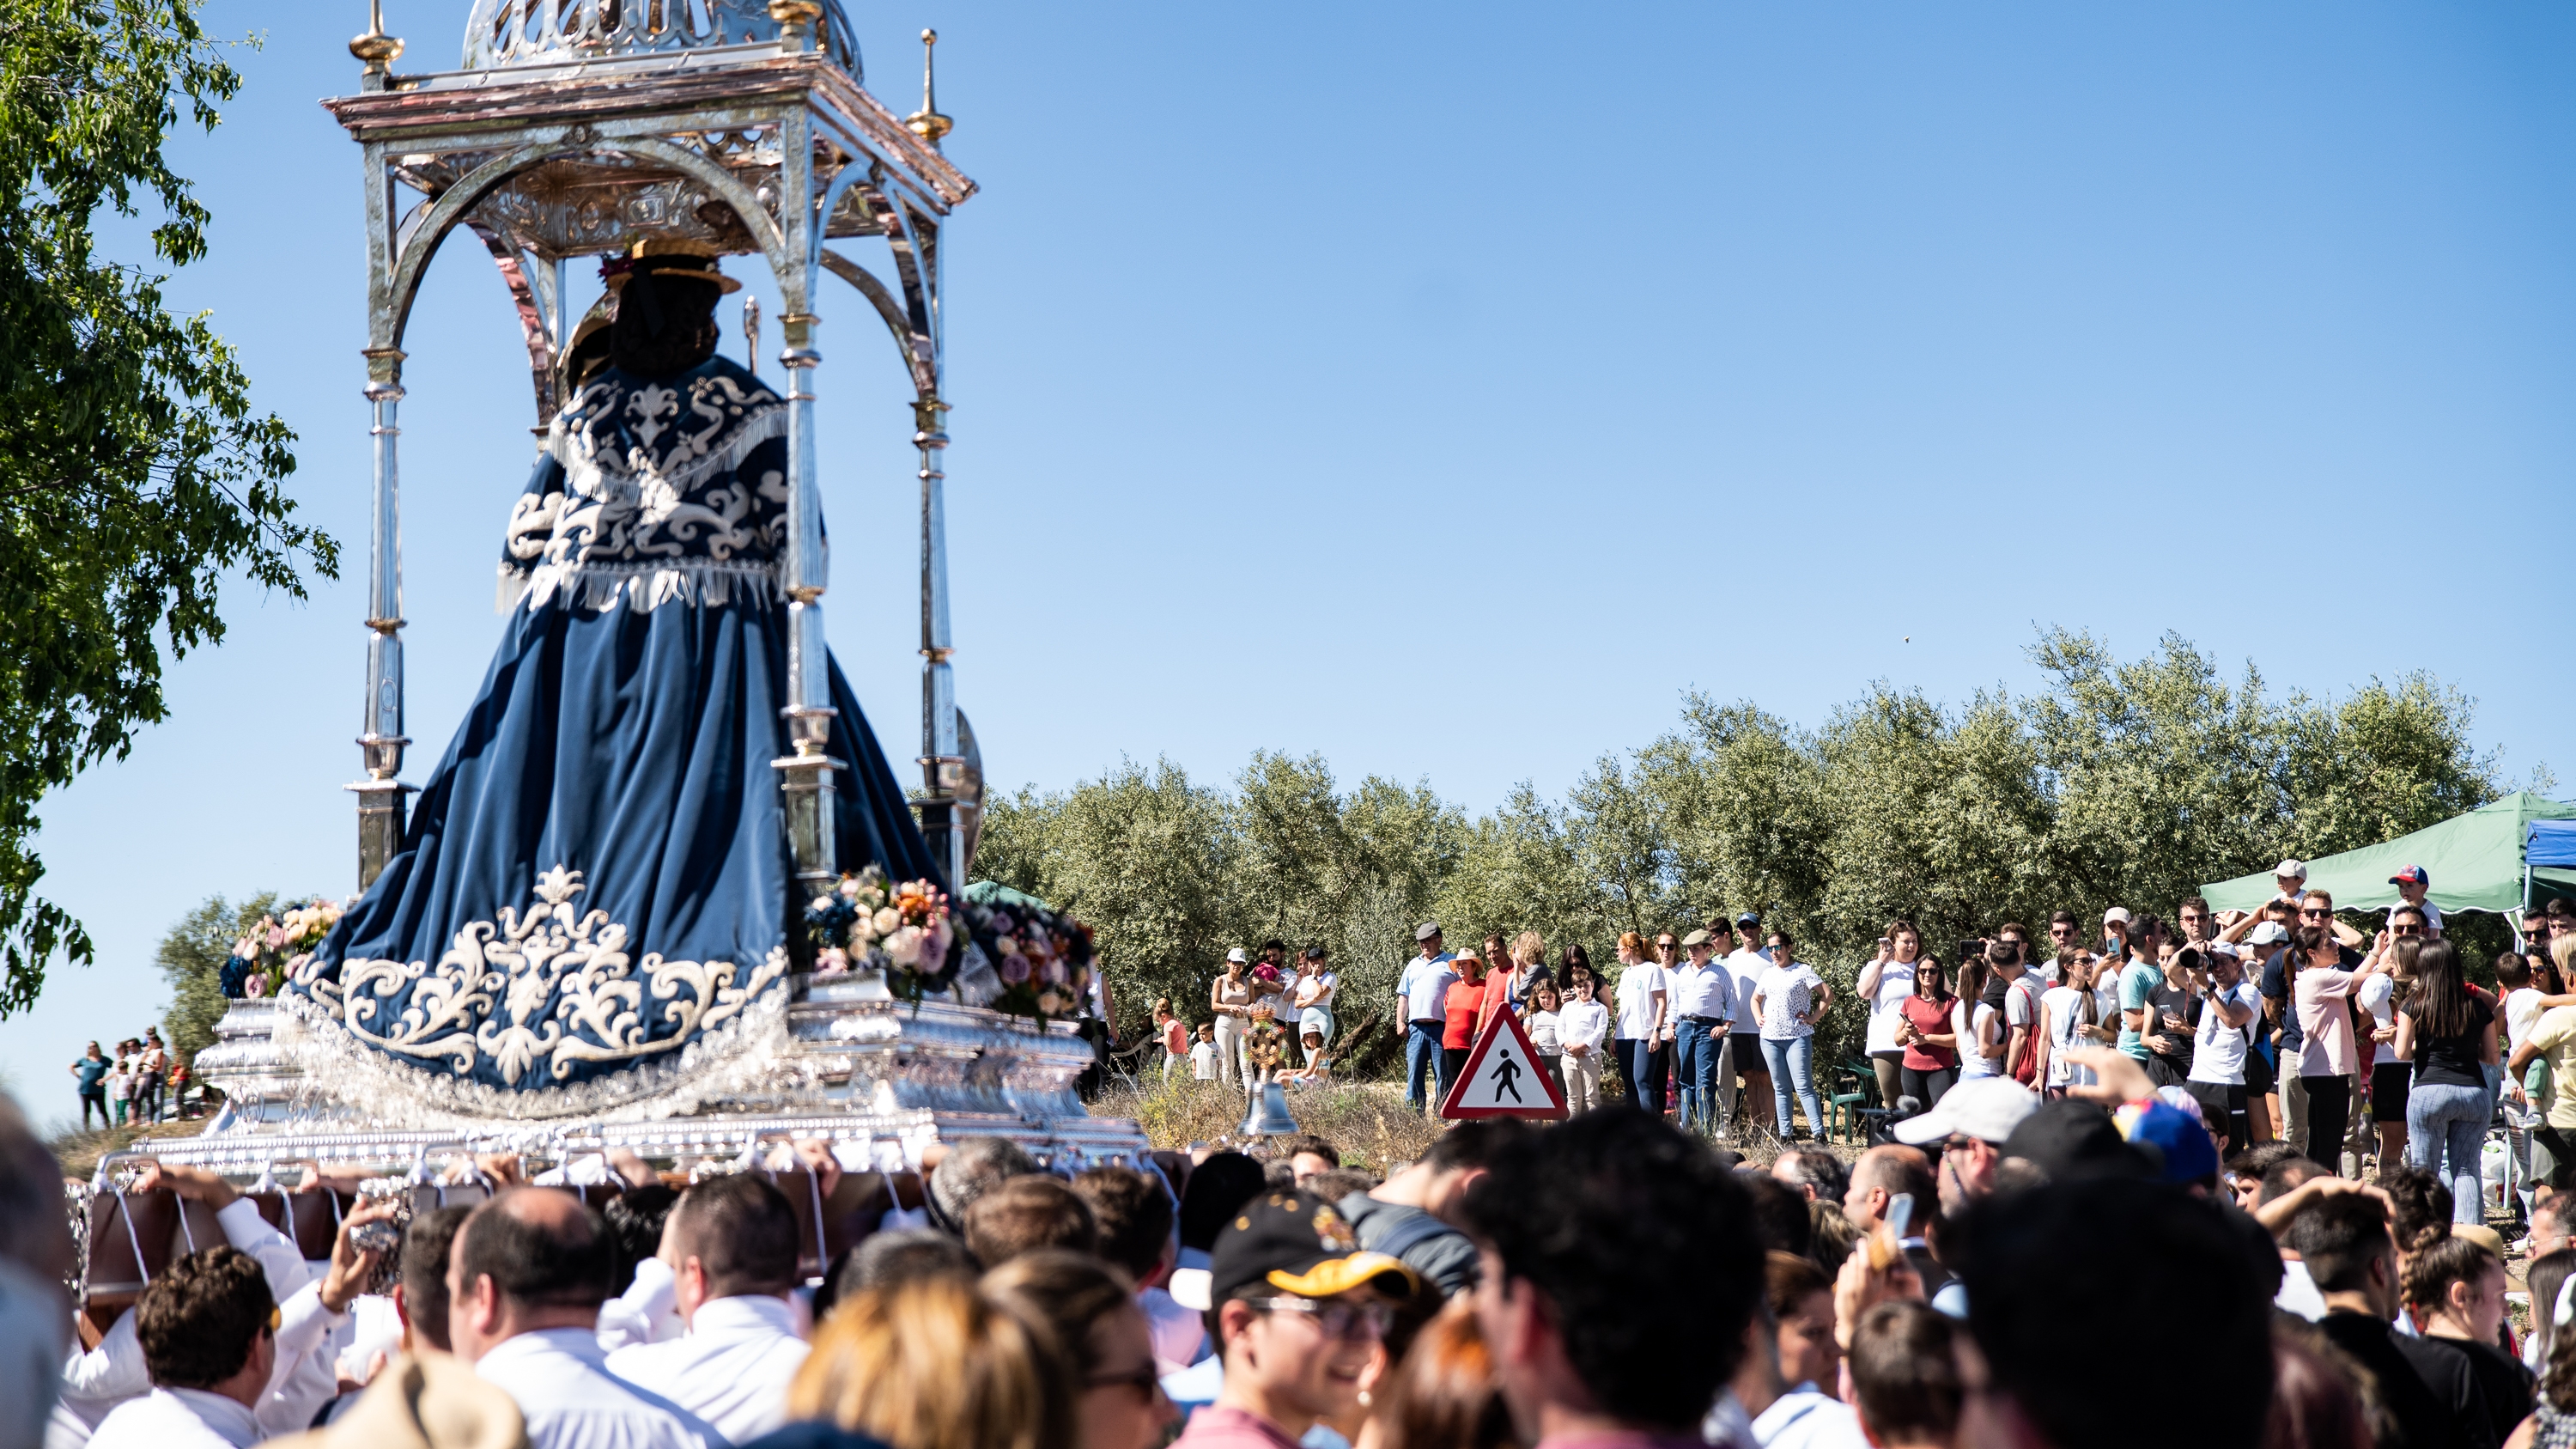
[11, 863, 2576, 1449]
[64, 1030, 182, 1132]
[15, 1044, 2576, 1449]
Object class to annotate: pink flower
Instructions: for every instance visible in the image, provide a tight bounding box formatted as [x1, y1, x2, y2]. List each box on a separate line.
[817, 947, 849, 975]
[999, 952, 1031, 984]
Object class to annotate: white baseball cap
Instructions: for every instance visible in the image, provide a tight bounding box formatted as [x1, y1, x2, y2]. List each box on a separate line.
[2102, 907, 2132, 927]
[1894, 1078, 2039, 1148]
[2275, 860, 2309, 880]
[1225, 947, 1248, 964]
[2248, 921, 2289, 946]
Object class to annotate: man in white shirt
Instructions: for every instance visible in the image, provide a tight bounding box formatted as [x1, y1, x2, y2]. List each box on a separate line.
[1397, 923, 1457, 1113]
[1668, 929, 1736, 1135]
[86, 1248, 277, 1449]
[449, 1186, 726, 1449]
[1719, 915, 1775, 1133]
[2184, 944, 2262, 1154]
[605, 1174, 806, 1442]
[61, 1161, 377, 1444]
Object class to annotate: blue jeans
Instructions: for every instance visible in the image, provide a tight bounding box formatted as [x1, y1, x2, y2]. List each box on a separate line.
[1675, 1020, 1723, 1131]
[2408, 1081, 2490, 1224]
[1761, 1036, 1824, 1139]
[1406, 1022, 1443, 1111]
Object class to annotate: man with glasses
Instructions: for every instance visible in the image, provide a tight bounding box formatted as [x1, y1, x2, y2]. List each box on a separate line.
[2045, 910, 2082, 971]
[1171, 1191, 1418, 1449]
[1893, 1076, 2039, 1216]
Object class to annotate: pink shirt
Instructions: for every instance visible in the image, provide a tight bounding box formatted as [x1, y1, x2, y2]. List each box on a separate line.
[1175, 1406, 1303, 1449]
[2294, 965, 2364, 1077]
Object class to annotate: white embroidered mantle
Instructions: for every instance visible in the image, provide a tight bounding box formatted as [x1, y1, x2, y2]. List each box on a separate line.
[497, 368, 799, 615]
[283, 866, 792, 1123]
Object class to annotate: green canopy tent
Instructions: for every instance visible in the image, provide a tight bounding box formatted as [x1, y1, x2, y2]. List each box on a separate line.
[2201, 790, 2576, 918]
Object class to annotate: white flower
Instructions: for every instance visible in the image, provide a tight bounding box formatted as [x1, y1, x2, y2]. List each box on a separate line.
[885, 925, 926, 967]
[811, 896, 835, 915]
[1036, 989, 1066, 1014]
[873, 906, 902, 936]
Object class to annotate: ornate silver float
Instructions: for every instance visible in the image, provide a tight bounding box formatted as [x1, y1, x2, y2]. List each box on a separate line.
[119, 1, 1145, 1185]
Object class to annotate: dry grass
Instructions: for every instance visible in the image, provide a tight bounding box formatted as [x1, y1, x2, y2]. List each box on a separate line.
[1093, 1077, 1449, 1172]
[49, 1120, 204, 1179]
[1086, 1075, 1867, 1174]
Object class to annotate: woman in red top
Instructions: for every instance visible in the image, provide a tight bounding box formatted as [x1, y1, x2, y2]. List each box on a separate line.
[1443, 953, 1490, 1095]
[1893, 955, 1959, 1108]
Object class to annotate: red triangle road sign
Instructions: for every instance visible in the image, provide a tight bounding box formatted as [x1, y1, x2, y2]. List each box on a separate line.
[1438, 1004, 1568, 1120]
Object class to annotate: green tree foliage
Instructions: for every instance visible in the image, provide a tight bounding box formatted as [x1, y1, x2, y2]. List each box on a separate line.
[0, 4, 336, 1014]
[983, 632, 2530, 1081]
[153, 890, 276, 1064]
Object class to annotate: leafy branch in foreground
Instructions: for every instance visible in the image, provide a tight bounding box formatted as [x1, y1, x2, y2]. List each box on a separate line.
[0, 3, 337, 1013]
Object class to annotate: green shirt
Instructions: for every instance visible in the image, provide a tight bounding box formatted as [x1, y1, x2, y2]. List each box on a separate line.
[2117, 959, 2165, 1062]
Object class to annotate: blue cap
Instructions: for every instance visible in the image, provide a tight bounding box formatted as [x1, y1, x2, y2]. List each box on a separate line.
[2123, 1101, 2219, 1184]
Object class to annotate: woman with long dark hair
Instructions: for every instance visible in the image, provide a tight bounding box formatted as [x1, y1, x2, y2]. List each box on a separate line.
[1953, 957, 1998, 1081]
[2394, 937, 2499, 1224]
[1857, 922, 1925, 1117]
[1892, 955, 1958, 1107]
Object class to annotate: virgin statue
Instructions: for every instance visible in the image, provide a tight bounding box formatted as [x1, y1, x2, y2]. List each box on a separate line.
[287, 240, 939, 1117]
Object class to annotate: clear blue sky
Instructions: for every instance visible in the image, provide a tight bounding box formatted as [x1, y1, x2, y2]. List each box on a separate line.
[7, 1, 2572, 1120]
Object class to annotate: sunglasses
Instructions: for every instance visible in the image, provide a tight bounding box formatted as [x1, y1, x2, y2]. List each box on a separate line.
[2393, 924, 2425, 936]
[2299, 908, 2330, 917]
[1247, 1295, 1394, 1339]
[1084, 1364, 1165, 1400]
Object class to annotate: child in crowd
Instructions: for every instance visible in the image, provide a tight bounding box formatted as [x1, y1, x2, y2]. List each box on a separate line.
[1557, 970, 1611, 1112]
[1527, 977, 1567, 1099]
[106, 1052, 133, 1127]
[1189, 1021, 1219, 1081]
[1153, 999, 1188, 1081]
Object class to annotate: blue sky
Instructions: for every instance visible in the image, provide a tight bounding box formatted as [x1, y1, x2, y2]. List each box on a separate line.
[6, 1, 2572, 1118]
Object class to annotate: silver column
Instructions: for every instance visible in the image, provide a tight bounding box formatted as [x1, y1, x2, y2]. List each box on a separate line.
[915, 397, 962, 888]
[772, 316, 842, 895]
[767, 23, 843, 910]
[349, 352, 413, 889]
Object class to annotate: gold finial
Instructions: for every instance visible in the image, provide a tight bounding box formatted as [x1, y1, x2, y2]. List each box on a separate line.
[906, 29, 953, 147]
[350, 0, 404, 72]
[768, 0, 823, 39]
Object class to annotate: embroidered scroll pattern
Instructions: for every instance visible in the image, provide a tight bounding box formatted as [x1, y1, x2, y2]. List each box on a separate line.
[294, 866, 787, 1087]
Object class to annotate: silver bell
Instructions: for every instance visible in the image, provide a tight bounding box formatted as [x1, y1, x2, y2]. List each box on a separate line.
[1239, 1081, 1300, 1140]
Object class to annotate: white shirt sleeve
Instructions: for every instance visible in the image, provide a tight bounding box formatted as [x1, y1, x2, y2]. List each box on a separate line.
[60, 1305, 149, 1407]
[253, 1281, 349, 1437]
[215, 1197, 314, 1304]
[596, 1257, 683, 1352]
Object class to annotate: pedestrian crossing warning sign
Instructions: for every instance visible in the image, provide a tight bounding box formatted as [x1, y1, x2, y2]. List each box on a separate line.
[1437, 1007, 1568, 1120]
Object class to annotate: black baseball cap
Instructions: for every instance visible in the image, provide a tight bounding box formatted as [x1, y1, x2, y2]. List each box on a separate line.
[2001, 1099, 2154, 1183]
[1206, 1190, 1419, 1308]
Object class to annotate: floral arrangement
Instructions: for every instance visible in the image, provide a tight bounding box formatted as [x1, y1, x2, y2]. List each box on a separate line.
[221, 899, 349, 999]
[807, 868, 958, 989]
[805, 868, 1098, 1024]
[975, 896, 1097, 1022]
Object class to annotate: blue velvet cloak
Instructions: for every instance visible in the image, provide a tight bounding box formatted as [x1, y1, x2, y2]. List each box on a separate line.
[288, 357, 938, 1114]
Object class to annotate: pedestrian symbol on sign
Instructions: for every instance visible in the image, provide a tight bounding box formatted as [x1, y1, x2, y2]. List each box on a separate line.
[1438, 1005, 1568, 1120]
